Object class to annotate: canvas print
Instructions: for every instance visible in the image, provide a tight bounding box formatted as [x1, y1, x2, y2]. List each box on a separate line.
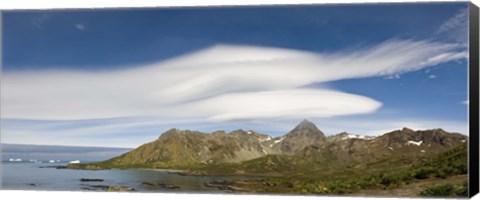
[1, 2, 475, 197]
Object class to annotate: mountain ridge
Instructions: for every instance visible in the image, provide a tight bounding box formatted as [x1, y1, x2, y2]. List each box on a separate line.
[67, 120, 467, 171]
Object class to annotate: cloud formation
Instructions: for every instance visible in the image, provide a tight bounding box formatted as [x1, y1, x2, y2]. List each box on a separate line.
[31, 13, 51, 28]
[2, 39, 466, 122]
[75, 23, 86, 31]
[436, 8, 468, 44]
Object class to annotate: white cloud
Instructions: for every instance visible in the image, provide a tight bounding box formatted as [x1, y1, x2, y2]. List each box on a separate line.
[462, 100, 469, 105]
[190, 89, 381, 122]
[428, 74, 436, 79]
[2, 39, 466, 122]
[75, 23, 85, 31]
[437, 8, 467, 33]
[385, 74, 400, 79]
[436, 8, 468, 44]
[31, 13, 50, 28]
[1, 118, 184, 147]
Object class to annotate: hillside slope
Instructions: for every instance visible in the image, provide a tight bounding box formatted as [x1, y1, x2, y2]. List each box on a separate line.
[68, 120, 467, 172]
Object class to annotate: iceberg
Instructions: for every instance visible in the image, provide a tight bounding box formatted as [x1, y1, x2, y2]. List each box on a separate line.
[29, 159, 41, 163]
[69, 160, 81, 164]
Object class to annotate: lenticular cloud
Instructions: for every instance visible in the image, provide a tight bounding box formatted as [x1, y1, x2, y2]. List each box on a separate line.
[2, 39, 466, 121]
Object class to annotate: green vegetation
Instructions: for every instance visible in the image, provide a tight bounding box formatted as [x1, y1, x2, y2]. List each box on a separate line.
[65, 124, 468, 198]
[413, 143, 467, 180]
[420, 182, 468, 197]
[220, 143, 468, 196]
[68, 143, 467, 197]
[185, 154, 327, 176]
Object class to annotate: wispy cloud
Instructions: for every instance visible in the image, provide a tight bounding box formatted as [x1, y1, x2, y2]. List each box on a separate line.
[436, 8, 468, 44]
[75, 23, 86, 31]
[428, 74, 437, 79]
[31, 14, 50, 28]
[2, 7, 470, 147]
[385, 74, 400, 79]
[462, 100, 469, 105]
[2, 39, 466, 122]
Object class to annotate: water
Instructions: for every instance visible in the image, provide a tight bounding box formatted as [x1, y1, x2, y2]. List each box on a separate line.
[1, 162, 257, 193]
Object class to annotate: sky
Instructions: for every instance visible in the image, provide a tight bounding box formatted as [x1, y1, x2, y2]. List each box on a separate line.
[1, 144, 131, 161]
[1, 3, 470, 148]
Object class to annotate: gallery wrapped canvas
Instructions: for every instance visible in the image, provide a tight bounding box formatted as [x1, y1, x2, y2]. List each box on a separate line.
[1, 1, 479, 198]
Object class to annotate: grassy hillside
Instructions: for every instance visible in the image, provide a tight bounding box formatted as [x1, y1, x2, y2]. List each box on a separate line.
[215, 143, 467, 196]
[184, 154, 327, 176]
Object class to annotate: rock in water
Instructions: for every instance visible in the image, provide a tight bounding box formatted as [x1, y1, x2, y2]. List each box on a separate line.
[80, 178, 104, 182]
[107, 185, 135, 192]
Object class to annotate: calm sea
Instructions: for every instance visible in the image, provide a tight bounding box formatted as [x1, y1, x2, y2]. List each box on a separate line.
[1, 144, 257, 193]
[1, 161, 256, 193]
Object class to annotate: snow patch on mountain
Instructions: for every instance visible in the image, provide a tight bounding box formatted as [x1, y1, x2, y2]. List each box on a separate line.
[406, 140, 423, 146]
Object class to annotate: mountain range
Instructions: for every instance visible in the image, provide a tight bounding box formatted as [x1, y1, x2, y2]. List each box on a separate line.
[68, 119, 467, 172]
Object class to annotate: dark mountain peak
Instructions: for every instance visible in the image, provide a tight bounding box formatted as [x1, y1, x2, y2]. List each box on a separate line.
[268, 120, 326, 155]
[159, 128, 180, 139]
[337, 132, 349, 136]
[328, 132, 348, 138]
[431, 128, 447, 133]
[326, 132, 350, 142]
[286, 119, 326, 140]
[401, 127, 415, 133]
[212, 130, 227, 135]
[385, 127, 414, 136]
[293, 119, 319, 131]
[230, 129, 247, 135]
[158, 128, 203, 140]
[298, 119, 314, 126]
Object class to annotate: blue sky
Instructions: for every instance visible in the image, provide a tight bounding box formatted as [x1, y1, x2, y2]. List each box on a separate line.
[1, 3, 470, 147]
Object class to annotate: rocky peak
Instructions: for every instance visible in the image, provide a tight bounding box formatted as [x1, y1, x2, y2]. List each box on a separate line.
[337, 132, 349, 137]
[159, 128, 181, 139]
[287, 119, 326, 140]
[211, 130, 227, 135]
[88, 120, 468, 170]
[327, 132, 350, 142]
[401, 127, 415, 133]
[294, 119, 317, 130]
[267, 120, 327, 155]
